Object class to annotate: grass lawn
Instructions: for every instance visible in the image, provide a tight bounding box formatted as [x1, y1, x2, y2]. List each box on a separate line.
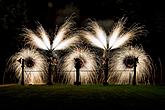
[0, 84, 165, 109]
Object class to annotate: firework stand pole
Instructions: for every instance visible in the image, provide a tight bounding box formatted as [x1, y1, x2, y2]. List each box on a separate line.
[74, 58, 81, 86]
[103, 48, 109, 86]
[21, 59, 25, 85]
[47, 57, 53, 85]
[133, 58, 138, 85]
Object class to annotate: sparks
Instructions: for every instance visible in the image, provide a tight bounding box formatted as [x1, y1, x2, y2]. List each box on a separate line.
[23, 18, 79, 51]
[5, 48, 48, 85]
[108, 46, 154, 84]
[82, 17, 146, 51]
[62, 48, 98, 84]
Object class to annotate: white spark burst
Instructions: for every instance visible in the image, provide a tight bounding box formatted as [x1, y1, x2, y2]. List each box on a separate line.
[62, 48, 98, 84]
[6, 48, 48, 85]
[82, 17, 146, 51]
[23, 18, 79, 51]
[108, 46, 154, 84]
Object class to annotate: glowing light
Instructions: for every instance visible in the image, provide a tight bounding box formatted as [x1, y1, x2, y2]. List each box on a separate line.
[62, 48, 98, 84]
[6, 48, 48, 85]
[82, 17, 146, 50]
[108, 46, 154, 84]
[23, 19, 78, 51]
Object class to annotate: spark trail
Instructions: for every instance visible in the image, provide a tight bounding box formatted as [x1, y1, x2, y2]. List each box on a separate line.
[108, 46, 154, 84]
[82, 17, 146, 51]
[22, 17, 79, 84]
[23, 18, 79, 52]
[81, 17, 146, 84]
[62, 48, 98, 84]
[5, 48, 48, 84]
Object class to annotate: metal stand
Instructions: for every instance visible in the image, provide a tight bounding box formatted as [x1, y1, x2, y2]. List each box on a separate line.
[18, 58, 25, 85]
[132, 58, 138, 85]
[74, 58, 81, 86]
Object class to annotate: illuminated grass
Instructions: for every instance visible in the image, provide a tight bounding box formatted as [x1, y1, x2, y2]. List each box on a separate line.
[0, 84, 165, 109]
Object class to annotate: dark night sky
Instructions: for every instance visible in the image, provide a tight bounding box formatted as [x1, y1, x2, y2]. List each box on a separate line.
[0, 0, 165, 83]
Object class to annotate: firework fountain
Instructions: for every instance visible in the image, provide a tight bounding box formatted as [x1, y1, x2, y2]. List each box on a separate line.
[23, 18, 79, 85]
[82, 17, 146, 85]
[108, 46, 154, 84]
[62, 48, 98, 84]
[5, 48, 47, 85]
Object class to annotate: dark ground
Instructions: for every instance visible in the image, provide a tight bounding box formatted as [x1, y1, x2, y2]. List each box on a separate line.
[0, 84, 165, 109]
